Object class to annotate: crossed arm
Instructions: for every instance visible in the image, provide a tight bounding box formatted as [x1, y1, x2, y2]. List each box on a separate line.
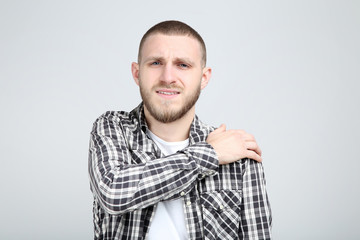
[88, 116, 219, 214]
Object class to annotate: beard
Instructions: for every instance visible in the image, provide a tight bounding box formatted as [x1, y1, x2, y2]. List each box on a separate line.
[139, 79, 201, 124]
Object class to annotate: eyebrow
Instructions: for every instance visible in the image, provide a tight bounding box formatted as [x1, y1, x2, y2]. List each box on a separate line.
[143, 56, 165, 63]
[174, 57, 196, 67]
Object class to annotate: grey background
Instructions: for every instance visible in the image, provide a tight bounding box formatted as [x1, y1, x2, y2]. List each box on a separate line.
[1, 0, 359, 239]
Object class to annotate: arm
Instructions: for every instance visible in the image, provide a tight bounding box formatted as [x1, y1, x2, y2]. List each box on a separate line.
[239, 160, 272, 239]
[88, 115, 218, 215]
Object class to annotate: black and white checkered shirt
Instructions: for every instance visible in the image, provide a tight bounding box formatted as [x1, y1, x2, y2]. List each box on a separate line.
[88, 103, 272, 239]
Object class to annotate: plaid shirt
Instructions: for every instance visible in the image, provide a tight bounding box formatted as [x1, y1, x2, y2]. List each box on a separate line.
[88, 103, 272, 240]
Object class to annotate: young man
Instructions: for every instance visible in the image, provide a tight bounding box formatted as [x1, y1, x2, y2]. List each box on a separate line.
[88, 20, 272, 240]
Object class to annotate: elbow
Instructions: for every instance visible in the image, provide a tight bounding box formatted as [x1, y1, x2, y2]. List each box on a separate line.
[92, 182, 131, 215]
[89, 172, 130, 215]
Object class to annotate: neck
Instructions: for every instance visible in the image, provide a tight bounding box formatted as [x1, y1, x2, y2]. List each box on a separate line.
[144, 106, 195, 142]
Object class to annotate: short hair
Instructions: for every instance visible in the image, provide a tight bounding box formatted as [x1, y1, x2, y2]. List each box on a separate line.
[138, 20, 207, 66]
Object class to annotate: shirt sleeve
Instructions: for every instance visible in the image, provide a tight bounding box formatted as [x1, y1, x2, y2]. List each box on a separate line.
[239, 159, 272, 239]
[88, 115, 219, 215]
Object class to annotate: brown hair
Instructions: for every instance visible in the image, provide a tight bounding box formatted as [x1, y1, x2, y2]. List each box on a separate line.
[138, 20, 207, 66]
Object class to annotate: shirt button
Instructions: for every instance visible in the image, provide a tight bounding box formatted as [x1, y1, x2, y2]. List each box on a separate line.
[180, 192, 185, 196]
[186, 201, 191, 206]
[219, 204, 224, 210]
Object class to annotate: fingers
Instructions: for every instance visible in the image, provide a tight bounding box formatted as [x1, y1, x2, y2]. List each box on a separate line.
[246, 150, 263, 163]
[236, 130, 254, 141]
[237, 131, 262, 157]
[257, 146, 262, 157]
[245, 141, 262, 157]
[230, 129, 263, 161]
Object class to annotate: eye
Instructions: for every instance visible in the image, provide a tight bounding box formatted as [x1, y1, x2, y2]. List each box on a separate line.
[151, 61, 161, 66]
[179, 63, 189, 68]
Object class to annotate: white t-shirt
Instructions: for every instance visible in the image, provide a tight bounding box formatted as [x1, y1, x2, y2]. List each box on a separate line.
[147, 130, 189, 240]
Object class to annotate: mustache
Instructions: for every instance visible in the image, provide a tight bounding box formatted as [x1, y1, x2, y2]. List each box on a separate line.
[153, 83, 183, 91]
[137, 75, 183, 91]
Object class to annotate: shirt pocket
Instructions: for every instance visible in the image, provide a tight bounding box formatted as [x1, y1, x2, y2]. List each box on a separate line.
[200, 189, 242, 240]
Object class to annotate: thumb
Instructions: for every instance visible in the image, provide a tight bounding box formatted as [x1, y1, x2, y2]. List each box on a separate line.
[212, 124, 226, 134]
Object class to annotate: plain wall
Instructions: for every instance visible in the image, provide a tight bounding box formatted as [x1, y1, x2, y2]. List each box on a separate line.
[1, 0, 359, 239]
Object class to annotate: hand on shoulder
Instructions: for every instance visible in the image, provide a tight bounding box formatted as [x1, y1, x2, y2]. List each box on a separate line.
[206, 124, 262, 165]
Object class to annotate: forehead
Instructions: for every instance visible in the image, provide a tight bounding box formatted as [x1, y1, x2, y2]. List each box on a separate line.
[140, 33, 202, 63]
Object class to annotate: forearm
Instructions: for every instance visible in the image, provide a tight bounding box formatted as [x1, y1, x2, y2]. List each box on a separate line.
[89, 132, 218, 215]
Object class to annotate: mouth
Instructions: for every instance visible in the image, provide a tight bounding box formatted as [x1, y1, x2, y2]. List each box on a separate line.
[156, 89, 181, 99]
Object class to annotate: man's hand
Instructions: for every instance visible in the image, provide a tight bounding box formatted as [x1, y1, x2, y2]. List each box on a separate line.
[206, 124, 262, 165]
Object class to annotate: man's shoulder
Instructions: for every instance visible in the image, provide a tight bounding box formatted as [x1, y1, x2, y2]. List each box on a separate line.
[200, 120, 215, 132]
[95, 110, 131, 122]
[190, 115, 216, 141]
[92, 108, 140, 129]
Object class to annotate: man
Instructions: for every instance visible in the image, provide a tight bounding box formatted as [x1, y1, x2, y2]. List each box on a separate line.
[88, 20, 272, 239]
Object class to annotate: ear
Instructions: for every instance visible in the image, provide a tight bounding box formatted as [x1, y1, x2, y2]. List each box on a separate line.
[200, 67, 212, 90]
[131, 62, 140, 86]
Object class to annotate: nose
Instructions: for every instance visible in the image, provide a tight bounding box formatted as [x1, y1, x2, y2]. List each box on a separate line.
[160, 64, 176, 85]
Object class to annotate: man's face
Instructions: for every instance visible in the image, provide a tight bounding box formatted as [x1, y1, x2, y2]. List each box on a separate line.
[132, 33, 211, 123]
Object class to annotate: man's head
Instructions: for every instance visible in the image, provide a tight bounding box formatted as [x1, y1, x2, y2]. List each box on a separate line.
[132, 20, 211, 124]
[138, 20, 207, 67]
